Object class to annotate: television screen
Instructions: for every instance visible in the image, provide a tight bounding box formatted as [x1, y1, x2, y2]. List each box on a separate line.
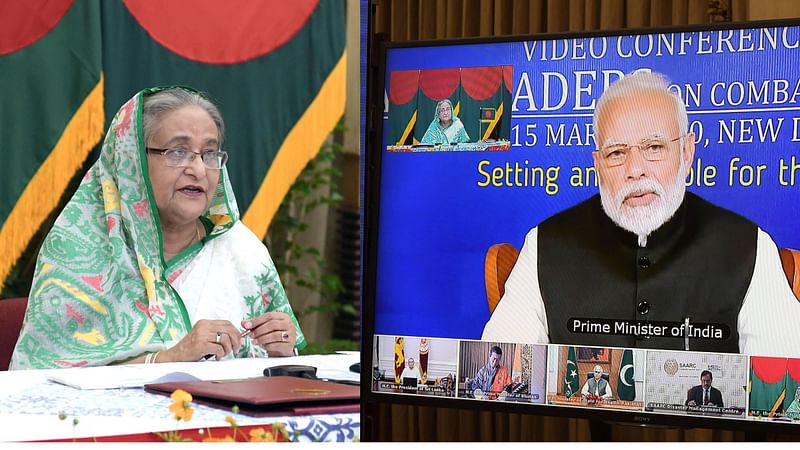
[363, 20, 800, 433]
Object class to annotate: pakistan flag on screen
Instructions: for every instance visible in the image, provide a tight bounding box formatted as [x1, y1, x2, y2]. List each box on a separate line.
[617, 349, 636, 401]
[564, 346, 579, 398]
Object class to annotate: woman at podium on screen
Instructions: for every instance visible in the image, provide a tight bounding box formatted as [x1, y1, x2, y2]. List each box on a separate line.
[10, 87, 305, 369]
[420, 99, 470, 145]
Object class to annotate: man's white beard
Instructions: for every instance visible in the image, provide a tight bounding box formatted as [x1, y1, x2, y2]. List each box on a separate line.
[599, 161, 687, 247]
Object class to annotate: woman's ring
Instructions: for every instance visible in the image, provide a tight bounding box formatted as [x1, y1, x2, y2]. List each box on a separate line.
[281, 331, 289, 343]
[215, 332, 221, 344]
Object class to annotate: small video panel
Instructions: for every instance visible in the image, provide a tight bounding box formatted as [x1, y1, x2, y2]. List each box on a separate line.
[748, 356, 800, 422]
[457, 341, 546, 404]
[384, 65, 512, 152]
[546, 346, 645, 411]
[645, 350, 747, 418]
[372, 335, 457, 397]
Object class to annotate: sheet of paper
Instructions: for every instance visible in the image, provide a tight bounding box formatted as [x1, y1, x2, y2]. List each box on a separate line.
[45, 353, 360, 389]
[46, 358, 271, 390]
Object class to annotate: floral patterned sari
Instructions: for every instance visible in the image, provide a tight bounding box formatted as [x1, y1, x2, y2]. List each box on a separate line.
[10, 87, 305, 369]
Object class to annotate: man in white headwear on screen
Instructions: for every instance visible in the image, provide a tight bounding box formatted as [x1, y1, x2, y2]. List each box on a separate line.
[481, 70, 800, 357]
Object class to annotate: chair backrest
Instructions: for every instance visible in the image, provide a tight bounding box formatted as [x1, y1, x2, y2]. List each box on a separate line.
[484, 243, 519, 314]
[0, 297, 28, 371]
[779, 248, 800, 302]
[586, 373, 610, 382]
[485, 244, 800, 315]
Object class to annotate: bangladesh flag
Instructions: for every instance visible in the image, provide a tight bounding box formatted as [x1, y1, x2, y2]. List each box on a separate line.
[749, 356, 787, 416]
[480, 107, 497, 122]
[564, 346, 579, 398]
[0, 0, 103, 292]
[617, 349, 636, 401]
[0, 1, 345, 292]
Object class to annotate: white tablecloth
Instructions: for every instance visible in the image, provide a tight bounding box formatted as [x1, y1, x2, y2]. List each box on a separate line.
[0, 352, 360, 442]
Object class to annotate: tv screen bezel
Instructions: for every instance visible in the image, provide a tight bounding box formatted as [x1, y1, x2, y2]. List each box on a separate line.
[361, 17, 800, 437]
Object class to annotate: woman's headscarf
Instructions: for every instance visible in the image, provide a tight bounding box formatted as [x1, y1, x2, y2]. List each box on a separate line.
[435, 99, 454, 125]
[420, 99, 470, 145]
[11, 87, 244, 368]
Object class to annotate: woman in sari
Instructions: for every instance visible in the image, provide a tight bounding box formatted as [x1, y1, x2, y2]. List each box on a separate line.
[786, 386, 800, 420]
[10, 87, 306, 369]
[420, 99, 470, 145]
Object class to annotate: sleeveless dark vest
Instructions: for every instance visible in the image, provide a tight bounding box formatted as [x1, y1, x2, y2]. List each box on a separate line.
[538, 192, 757, 353]
[586, 377, 609, 396]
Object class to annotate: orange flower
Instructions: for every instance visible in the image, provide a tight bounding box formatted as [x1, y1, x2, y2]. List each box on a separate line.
[202, 435, 235, 442]
[249, 428, 276, 442]
[168, 389, 194, 422]
[224, 415, 237, 427]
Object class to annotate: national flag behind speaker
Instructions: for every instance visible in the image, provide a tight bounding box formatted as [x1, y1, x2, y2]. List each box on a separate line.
[0, 1, 103, 292]
[0, 1, 346, 292]
[564, 346, 579, 398]
[617, 349, 636, 401]
[749, 356, 787, 416]
[419, 338, 429, 385]
[394, 336, 405, 384]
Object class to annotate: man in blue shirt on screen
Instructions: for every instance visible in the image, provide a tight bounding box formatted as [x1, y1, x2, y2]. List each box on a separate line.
[482, 70, 800, 357]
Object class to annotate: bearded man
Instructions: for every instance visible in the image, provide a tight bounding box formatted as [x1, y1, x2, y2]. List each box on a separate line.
[481, 71, 800, 356]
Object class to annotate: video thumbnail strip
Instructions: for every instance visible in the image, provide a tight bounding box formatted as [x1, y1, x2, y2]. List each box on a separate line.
[370, 335, 800, 424]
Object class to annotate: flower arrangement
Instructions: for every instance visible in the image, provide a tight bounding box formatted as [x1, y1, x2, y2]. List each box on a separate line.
[158, 389, 296, 443]
[58, 389, 297, 442]
[582, 393, 605, 405]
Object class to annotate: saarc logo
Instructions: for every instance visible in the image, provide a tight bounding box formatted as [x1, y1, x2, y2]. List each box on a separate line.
[663, 358, 679, 376]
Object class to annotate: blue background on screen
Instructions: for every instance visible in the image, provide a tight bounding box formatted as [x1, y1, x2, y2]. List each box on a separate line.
[374, 26, 800, 339]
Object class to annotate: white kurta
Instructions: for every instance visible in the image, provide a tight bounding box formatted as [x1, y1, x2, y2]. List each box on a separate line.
[482, 227, 800, 357]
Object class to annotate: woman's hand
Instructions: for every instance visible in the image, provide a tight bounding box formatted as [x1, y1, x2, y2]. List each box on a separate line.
[160, 319, 243, 362]
[242, 312, 296, 357]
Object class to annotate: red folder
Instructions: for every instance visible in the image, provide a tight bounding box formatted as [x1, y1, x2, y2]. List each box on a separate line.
[145, 376, 360, 417]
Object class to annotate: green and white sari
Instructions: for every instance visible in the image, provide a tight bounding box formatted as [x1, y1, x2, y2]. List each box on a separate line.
[420, 116, 470, 145]
[10, 87, 306, 370]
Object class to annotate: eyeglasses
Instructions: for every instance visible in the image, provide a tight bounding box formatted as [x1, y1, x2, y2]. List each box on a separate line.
[596, 135, 685, 167]
[146, 147, 228, 169]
